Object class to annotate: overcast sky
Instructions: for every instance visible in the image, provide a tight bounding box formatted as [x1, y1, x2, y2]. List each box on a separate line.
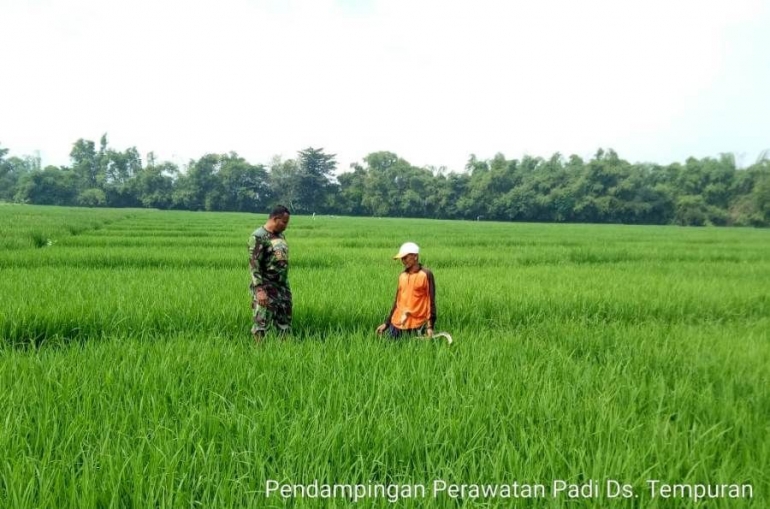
[1, 0, 769, 173]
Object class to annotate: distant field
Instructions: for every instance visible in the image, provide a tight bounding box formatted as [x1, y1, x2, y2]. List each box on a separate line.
[1, 204, 768, 508]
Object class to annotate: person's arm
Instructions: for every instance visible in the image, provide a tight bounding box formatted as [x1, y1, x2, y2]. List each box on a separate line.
[377, 283, 400, 334]
[249, 234, 268, 305]
[385, 286, 399, 326]
[425, 269, 436, 330]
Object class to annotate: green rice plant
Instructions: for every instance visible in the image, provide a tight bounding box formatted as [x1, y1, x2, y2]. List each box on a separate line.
[0, 205, 768, 508]
[0, 322, 767, 508]
[28, 231, 49, 248]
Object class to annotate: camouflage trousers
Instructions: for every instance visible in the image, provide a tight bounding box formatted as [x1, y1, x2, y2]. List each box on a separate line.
[251, 287, 292, 335]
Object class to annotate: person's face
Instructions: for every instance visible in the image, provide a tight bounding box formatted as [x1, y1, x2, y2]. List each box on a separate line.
[401, 253, 418, 269]
[273, 213, 290, 233]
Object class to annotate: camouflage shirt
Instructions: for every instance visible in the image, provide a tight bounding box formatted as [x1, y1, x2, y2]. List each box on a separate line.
[249, 226, 290, 294]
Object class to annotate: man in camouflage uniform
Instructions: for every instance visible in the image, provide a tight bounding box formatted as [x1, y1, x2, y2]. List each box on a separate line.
[249, 205, 291, 341]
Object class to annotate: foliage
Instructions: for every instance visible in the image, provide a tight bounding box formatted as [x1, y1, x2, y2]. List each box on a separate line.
[77, 188, 107, 207]
[1, 139, 769, 226]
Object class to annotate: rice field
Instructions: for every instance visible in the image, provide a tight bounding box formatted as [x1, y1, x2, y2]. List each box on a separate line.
[0, 203, 768, 508]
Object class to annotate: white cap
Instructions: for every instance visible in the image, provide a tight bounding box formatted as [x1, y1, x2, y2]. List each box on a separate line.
[393, 241, 420, 259]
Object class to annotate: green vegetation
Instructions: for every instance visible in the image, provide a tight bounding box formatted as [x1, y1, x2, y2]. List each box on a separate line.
[0, 205, 768, 508]
[3, 139, 770, 226]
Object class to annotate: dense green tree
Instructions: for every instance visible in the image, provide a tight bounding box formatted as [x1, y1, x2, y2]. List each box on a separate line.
[459, 154, 495, 220]
[133, 161, 178, 209]
[335, 164, 367, 216]
[70, 139, 101, 191]
[293, 147, 338, 213]
[268, 156, 301, 211]
[103, 147, 143, 207]
[172, 154, 222, 210]
[0, 146, 9, 200]
[0, 149, 39, 201]
[674, 195, 728, 226]
[15, 166, 78, 205]
[360, 152, 413, 217]
[2, 137, 769, 226]
[754, 171, 770, 222]
[361, 169, 395, 217]
[430, 173, 469, 219]
[77, 188, 107, 207]
[211, 153, 270, 212]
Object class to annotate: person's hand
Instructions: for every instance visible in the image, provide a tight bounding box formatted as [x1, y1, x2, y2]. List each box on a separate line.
[376, 323, 387, 335]
[426, 327, 434, 338]
[256, 289, 268, 307]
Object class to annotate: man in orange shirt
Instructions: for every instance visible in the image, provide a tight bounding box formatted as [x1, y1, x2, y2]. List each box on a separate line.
[376, 242, 436, 339]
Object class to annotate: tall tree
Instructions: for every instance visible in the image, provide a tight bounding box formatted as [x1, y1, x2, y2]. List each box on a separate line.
[212, 153, 271, 212]
[336, 164, 367, 215]
[1, 147, 40, 201]
[133, 160, 178, 209]
[360, 151, 413, 217]
[294, 147, 338, 213]
[172, 154, 221, 210]
[104, 146, 143, 207]
[70, 138, 101, 191]
[268, 156, 301, 211]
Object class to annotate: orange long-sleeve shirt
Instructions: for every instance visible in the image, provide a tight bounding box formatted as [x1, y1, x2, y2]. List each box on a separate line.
[386, 265, 436, 330]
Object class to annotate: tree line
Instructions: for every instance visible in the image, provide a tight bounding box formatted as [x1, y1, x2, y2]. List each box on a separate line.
[1, 136, 769, 226]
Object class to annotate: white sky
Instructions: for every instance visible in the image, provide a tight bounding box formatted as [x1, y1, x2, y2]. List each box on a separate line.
[1, 0, 769, 173]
